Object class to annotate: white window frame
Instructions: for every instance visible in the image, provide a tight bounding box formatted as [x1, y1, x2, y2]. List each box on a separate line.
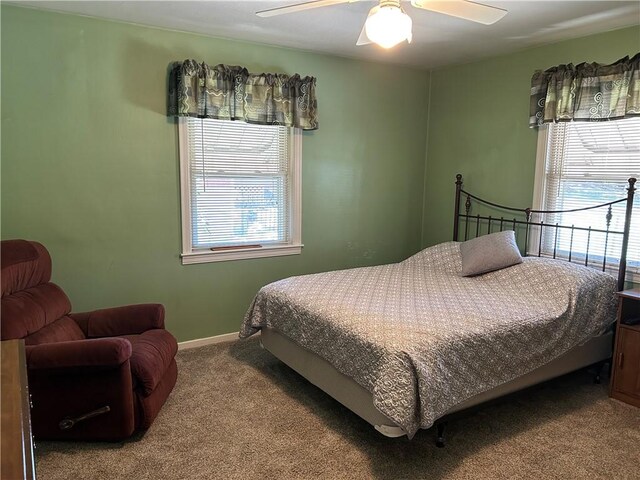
[532, 123, 638, 283]
[531, 126, 549, 216]
[178, 118, 303, 265]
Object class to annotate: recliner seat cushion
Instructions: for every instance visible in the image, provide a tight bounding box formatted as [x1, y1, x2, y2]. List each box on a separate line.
[24, 316, 86, 345]
[121, 329, 178, 396]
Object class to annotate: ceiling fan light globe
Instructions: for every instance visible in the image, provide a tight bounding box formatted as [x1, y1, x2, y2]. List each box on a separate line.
[365, 5, 413, 49]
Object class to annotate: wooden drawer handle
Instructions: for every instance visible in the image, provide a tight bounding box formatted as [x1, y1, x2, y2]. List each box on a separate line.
[618, 352, 624, 369]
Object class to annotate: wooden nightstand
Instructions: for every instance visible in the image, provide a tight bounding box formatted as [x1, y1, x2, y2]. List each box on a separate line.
[610, 288, 640, 408]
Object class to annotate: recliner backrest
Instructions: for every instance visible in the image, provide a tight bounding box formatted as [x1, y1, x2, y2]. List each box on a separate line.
[1, 240, 84, 344]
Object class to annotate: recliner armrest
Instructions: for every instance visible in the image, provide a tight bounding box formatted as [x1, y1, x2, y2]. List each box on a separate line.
[26, 338, 132, 370]
[71, 304, 165, 337]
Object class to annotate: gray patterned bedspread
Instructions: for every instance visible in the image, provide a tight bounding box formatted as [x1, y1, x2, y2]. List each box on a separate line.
[239, 242, 617, 438]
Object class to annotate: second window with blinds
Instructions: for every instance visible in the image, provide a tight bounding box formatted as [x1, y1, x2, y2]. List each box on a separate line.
[179, 118, 302, 264]
[533, 117, 640, 281]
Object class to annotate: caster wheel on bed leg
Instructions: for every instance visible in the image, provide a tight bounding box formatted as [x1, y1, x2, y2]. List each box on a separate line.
[435, 423, 446, 448]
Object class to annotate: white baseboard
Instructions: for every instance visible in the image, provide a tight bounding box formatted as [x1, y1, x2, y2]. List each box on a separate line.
[178, 331, 239, 350]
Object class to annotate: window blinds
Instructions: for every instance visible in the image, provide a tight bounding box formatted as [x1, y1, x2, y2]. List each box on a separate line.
[186, 118, 291, 249]
[541, 117, 640, 270]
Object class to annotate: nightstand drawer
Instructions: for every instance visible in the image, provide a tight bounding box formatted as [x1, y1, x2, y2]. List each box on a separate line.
[612, 327, 640, 399]
[610, 288, 640, 408]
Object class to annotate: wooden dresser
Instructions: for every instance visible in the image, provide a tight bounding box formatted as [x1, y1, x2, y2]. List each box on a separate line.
[1, 340, 36, 480]
[610, 288, 640, 408]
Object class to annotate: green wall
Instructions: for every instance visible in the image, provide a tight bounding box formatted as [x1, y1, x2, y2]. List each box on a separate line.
[1, 6, 429, 341]
[2, 6, 638, 342]
[422, 26, 640, 247]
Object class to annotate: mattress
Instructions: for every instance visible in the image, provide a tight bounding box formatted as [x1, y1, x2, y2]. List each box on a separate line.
[240, 241, 617, 438]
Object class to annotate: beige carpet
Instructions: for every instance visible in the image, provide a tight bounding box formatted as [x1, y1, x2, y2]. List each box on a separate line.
[36, 338, 639, 480]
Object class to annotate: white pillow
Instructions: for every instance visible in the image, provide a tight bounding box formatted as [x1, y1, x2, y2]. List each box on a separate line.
[460, 230, 523, 277]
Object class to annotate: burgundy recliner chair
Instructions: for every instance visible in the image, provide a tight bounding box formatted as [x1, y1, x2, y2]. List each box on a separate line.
[1, 240, 178, 441]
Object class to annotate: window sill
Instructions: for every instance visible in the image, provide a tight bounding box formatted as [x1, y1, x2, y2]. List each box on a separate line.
[181, 244, 303, 265]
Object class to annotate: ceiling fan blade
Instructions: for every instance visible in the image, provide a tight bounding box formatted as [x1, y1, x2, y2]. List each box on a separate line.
[411, 0, 507, 25]
[356, 23, 373, 46]
[256, 0, 351, 18]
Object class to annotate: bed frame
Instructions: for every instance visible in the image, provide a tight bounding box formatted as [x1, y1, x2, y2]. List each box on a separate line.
[453, 174, 636, 291]
[260, 174, 637, 446]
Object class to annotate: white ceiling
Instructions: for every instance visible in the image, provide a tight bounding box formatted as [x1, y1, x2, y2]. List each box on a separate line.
[10, 1, 640, 69]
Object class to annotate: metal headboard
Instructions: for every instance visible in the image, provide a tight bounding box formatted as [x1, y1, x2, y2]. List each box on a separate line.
[452, 174, 636, 291]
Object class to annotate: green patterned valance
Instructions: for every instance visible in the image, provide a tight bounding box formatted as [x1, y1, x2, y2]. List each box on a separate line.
[529, 54, 640, 127]
[168, 60, 318, 130]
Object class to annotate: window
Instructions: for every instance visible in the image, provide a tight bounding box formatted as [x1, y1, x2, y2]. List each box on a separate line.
[533, 117, 640, 280]
[179, 118, 302, 264]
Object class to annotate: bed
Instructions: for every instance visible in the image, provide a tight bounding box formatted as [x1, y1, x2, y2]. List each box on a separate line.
[239, 174, 637, 444]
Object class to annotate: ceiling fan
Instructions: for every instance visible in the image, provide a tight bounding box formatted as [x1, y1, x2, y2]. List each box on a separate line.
[256, 0, 508, 49]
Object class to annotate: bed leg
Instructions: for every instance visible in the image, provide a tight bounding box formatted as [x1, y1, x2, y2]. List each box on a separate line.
[435, 422, 447, 448]
[593, 361, 607, 384]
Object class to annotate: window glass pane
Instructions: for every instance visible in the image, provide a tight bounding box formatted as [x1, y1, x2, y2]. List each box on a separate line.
[187, 118, 291, 249]
[542, 117, 640, 269]
[191, 176, 286, 247]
